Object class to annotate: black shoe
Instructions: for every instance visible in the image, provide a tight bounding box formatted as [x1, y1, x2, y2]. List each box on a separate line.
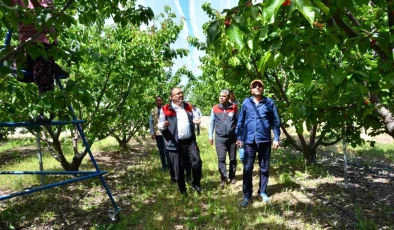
[230, 178, 237, 184]
[192, 185, 202, 194]
[220, 180, 225, 188]
[170, 178, 177, 184]
[186, 176, 192, 184]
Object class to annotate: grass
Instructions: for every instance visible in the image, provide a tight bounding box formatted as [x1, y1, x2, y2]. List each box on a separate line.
[0, 129, 393, 229]
[348, 142, 394, 162]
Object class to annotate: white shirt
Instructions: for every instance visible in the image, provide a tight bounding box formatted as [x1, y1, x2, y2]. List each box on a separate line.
[158, 102, 192, 140]
[192, 108, 202, 120]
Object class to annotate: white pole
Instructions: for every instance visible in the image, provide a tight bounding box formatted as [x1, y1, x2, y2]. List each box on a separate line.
[343, 123, 348, 185]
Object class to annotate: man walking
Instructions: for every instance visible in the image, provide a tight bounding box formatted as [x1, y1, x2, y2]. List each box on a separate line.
[229, 90, 244, 163]
[208, 89, 238, 188]
[236, 80, 280, 207]
[192, 105, 202, 136]
[158, 87, 203, 195]
[149, 96, 175, 181]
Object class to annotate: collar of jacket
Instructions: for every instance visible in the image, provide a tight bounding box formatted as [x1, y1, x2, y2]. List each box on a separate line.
[248, 96, 266, 104]
[163, 102, 192, 116]
[218, 102, 234, 110]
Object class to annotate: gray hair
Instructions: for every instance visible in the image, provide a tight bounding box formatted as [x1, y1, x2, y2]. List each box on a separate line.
[220, 89, 230, 96]
[170, 86, 182, 95]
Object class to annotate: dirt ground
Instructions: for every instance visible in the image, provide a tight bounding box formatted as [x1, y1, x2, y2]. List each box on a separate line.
[0, 129, 393, 229]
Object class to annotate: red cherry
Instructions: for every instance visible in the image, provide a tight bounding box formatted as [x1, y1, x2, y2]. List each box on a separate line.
[282, 0, 291, 6]
[364, 99, 370, 105]
[370, 39, 377, 46]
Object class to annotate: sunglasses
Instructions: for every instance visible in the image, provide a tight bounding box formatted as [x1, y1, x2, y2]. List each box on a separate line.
[251, 84, 263, 89]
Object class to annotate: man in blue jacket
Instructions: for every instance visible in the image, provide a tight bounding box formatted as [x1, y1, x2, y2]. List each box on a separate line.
[236, 79, 280, 207]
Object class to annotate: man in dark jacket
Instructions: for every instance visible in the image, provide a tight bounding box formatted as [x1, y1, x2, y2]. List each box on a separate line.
[236, 80, 280, 207]
[158, 87, 203, 195]
[208, 89, 238, 188]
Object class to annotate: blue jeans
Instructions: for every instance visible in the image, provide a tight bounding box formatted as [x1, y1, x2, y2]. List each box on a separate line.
[243, 141, 271, 199]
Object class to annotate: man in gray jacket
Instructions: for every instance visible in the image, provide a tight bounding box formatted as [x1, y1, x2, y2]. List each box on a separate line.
[209, 89, 238, 188]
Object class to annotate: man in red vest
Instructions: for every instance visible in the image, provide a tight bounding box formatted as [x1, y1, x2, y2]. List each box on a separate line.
[208, 89, 238, 188]
[158, 87, 203, 195]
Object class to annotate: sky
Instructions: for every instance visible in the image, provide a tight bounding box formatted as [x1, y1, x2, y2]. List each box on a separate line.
[136, 0, 239, 85]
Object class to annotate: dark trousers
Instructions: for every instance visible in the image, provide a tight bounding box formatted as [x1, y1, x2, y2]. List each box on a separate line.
[169, 138, 202, 192]
[243, 141, 271, 199]
[195, 124, 200, 135]
[155, 135, 174, 178]
[215, 137, 237, 181]
[168, 151, 191, 181]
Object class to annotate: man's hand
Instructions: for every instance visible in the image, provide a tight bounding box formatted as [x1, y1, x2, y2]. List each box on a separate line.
[272, 141, 279, 150]
[151, 134, 155, 140]
[209, 139, 213, 145]
[163, 121, 170, 127]
[236, 140, 243, 148]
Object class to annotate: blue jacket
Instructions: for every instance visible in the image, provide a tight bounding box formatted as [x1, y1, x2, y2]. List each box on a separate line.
[235, 96, 280, 144]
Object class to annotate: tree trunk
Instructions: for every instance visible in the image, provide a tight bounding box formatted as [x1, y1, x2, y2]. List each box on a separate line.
[113, 134, 129, 151]
[303, 149, 317, 166]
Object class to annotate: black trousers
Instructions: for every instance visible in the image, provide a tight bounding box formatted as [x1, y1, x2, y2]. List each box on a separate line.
[215, 137, 237, 180]
[168, 151, 191, 181]
[169, 138, 202, 193]
[195, 124, 200, 135]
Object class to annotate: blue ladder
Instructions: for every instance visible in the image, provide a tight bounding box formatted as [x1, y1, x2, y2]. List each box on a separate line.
[0, 29, 120, 220]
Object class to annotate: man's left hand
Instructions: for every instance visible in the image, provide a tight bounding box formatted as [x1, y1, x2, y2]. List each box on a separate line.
[272, 141, 279, 150]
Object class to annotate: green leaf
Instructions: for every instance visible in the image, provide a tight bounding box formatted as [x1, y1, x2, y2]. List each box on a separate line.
[247, 39, 253, 49]
[225, 24, 244, 49]
[232, 15, 242, 23]
[246, 62, 252, 70]
[332, 69, 346, 85]
[207, 20, 220, 46]
[301, 68, 313, 87]
[312, 0, 329, 15]
[258, 51, 272, 73]
[250, 5, 260, 19]
[238, 0, 249, 6]
[259, 27, 269, 41]
[294, 0, 316, 27]
[352, 70, 369, 80]
[262, 0, 284, 25]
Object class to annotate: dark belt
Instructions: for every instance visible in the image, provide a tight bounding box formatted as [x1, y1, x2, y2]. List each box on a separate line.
[178, 137, 193, 144]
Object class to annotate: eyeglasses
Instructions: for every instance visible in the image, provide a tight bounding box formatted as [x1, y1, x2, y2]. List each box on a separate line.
[172, 91, 184, 96]
[251, 84, 263, 89]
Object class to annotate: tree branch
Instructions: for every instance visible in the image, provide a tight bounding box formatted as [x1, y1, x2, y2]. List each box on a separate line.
[280, 124, 304, 152]
[344, 9, 361, 26]
[321, 136, 342, 146]
[370, 94, 394, 138]
[309, 125, 317, 150]
[270, 72, 290, 105]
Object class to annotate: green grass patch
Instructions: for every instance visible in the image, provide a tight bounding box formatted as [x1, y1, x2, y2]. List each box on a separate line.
[348, 142, 394, 162]
[1, 129, 392, 229]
